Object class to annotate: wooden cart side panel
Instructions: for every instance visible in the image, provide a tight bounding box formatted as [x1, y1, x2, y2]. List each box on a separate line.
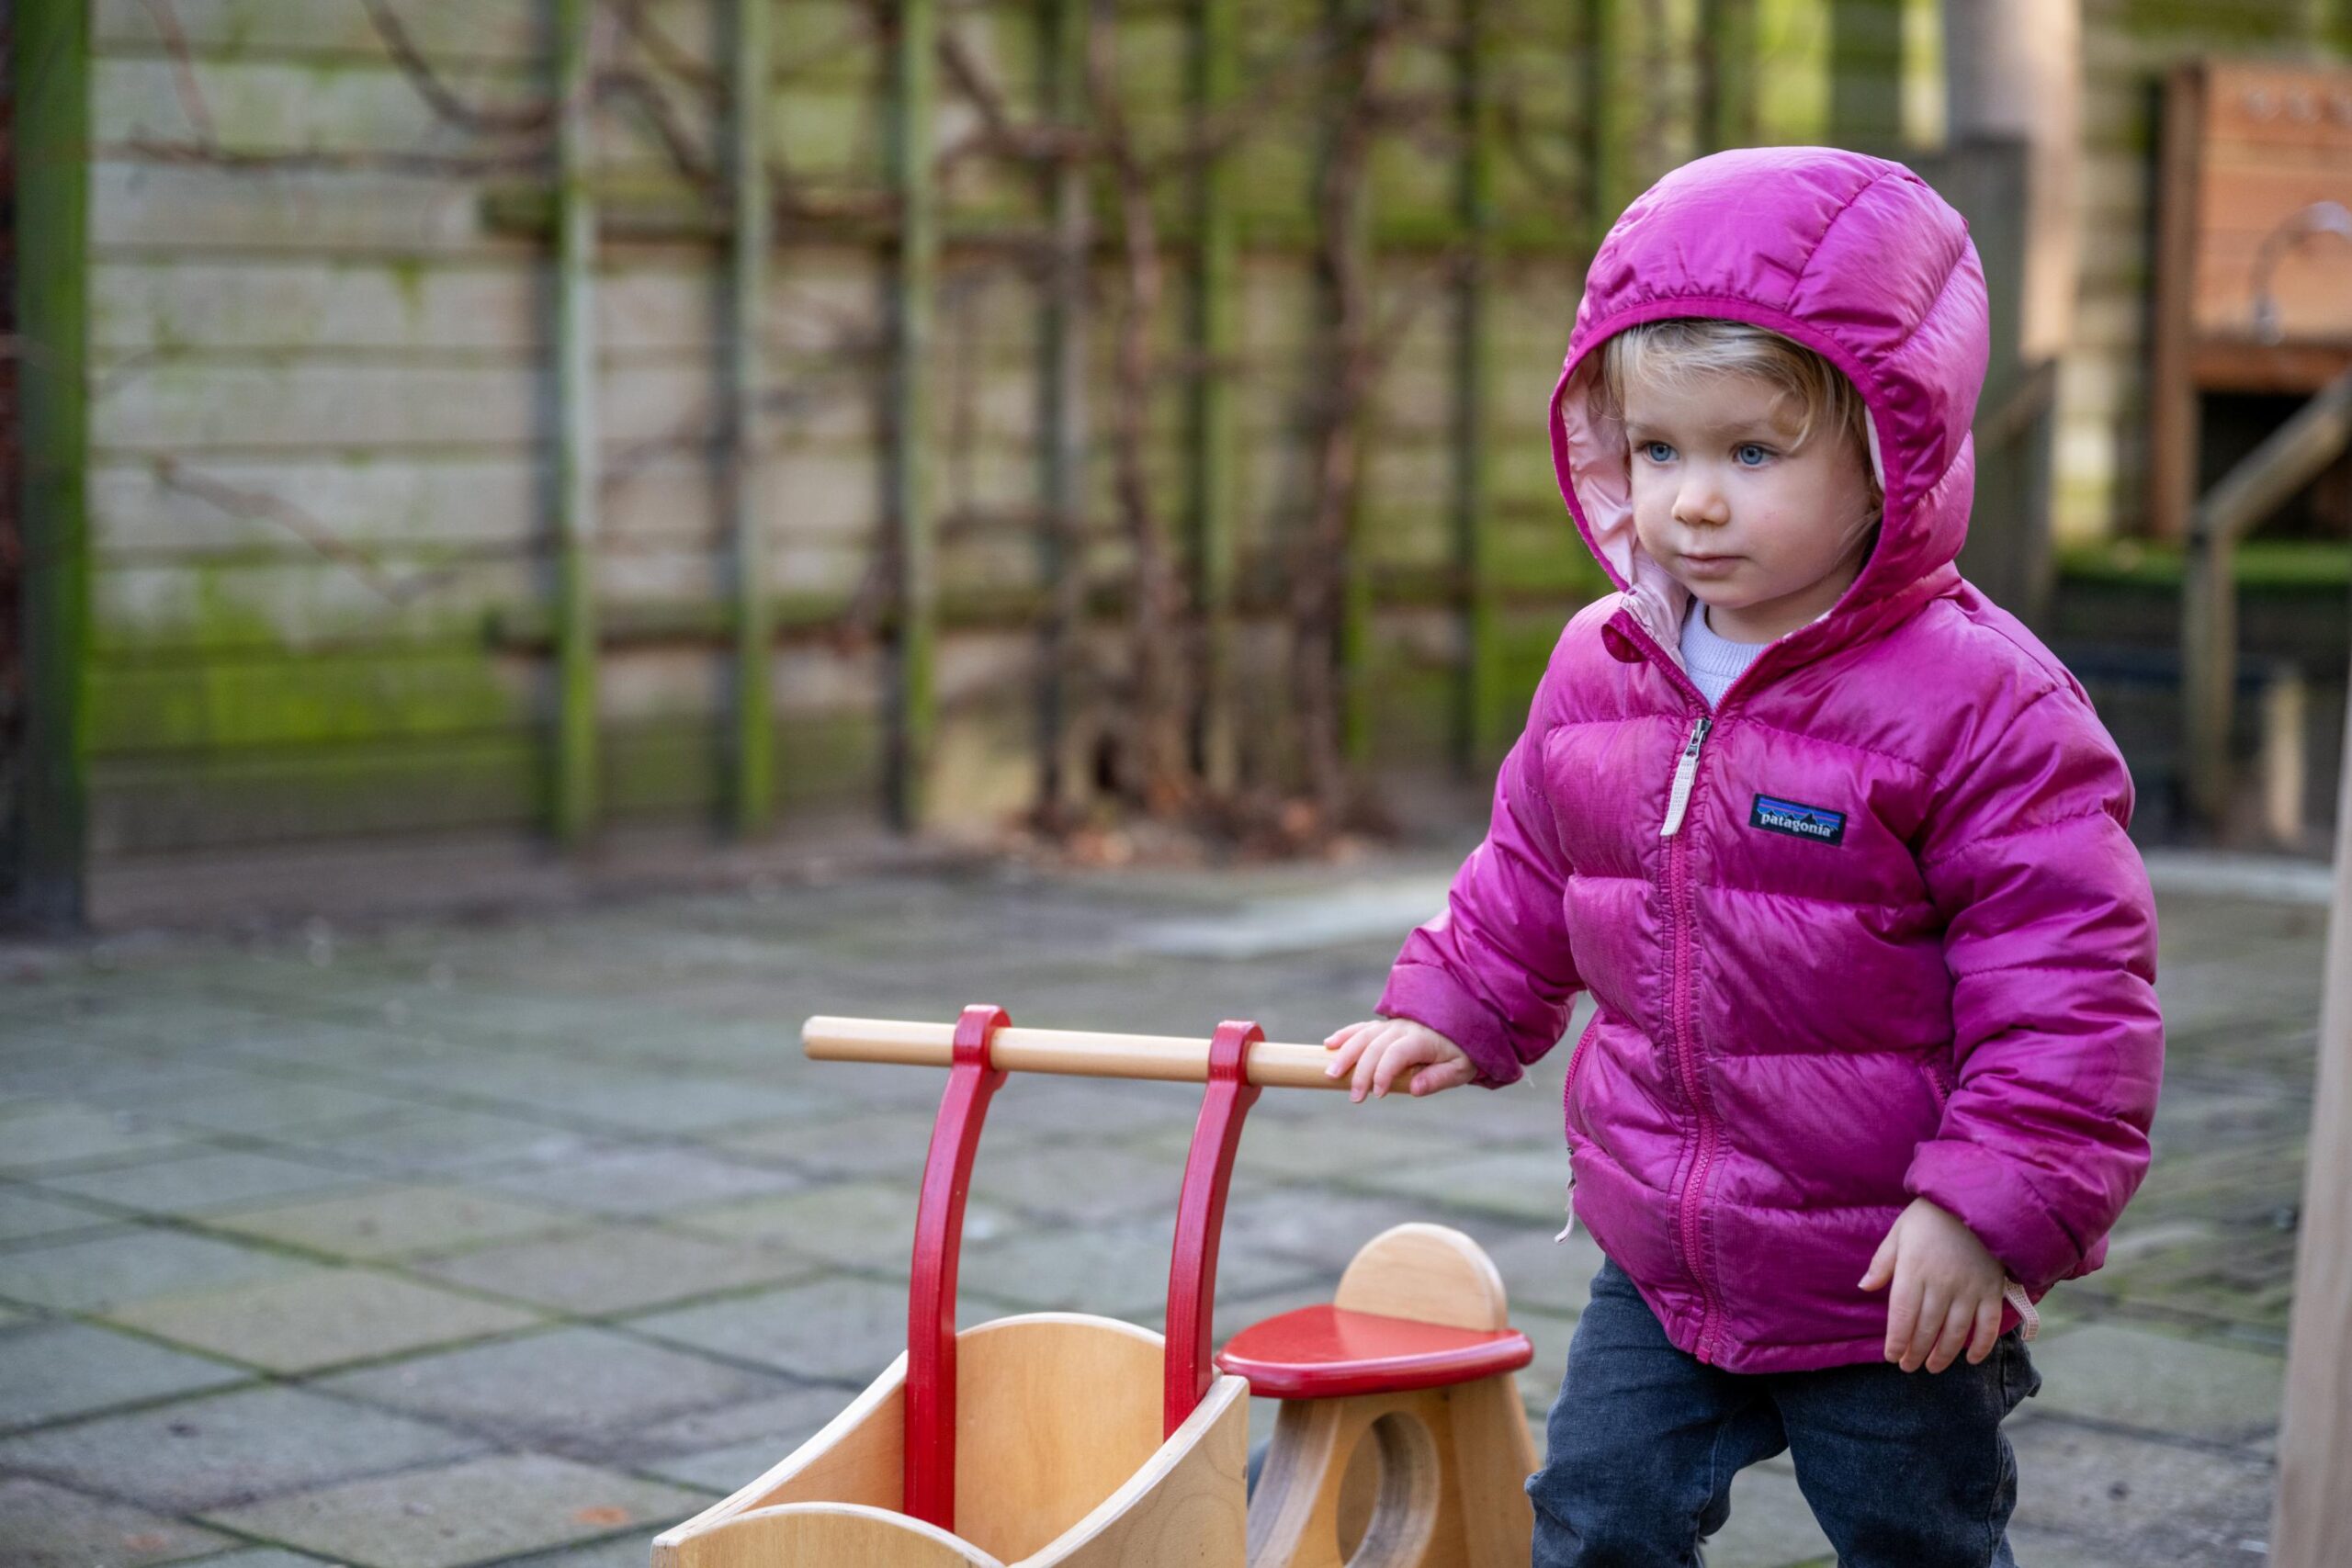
[1026, 1372, 1250, 1568]
[954, 1315, 1168, 1563]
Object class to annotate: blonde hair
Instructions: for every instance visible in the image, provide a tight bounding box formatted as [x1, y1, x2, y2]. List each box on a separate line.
[1596, 318, 1884, 530]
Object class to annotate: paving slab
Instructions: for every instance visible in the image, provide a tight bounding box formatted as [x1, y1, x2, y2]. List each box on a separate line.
[2026, 1323, 2286, 1444]
[1216, 1186, 1502, 1273]
[202, 1185, 580, 1262]
[626, 1275, 938, 1382]
[519, 1073, 817, 1136]
[2000, 1522, 2146, 1568]
[1482, 1224, 1612, 1318]
[1212, 1113, 1490, 1183]
[0, 1319, 250, 1430]
[483, 1146, 806, 1218]
[0, 1227, 306, 1314]
[1345, 1144, 1576, 1224]
[266, 1109, 609, 1178]
[711, 1105, 968, 1180]
[105, 1268, 543, 1373]
[1704, 1463, 1838, 1568]
[626, 1384, 850, 1485]
[410, 1224, 816, 1315]
[37, 1149, 368, 1216]
[0, 1185, 122, 1246]
[0, 1384, 486, 1514]
[488, 1528, 670, 1568]
[321, 1325, 797, 1457]
[2009, 1418, 2279, 1566]
[0, 1474, 233, 1568]
[0, 1100, 208, 1171]
[198, 1452, 708, 1568]
[155, 1080, 432, 1135]
[966, 1141, 1198, 1224]
[975, 1077, 1204, 1143]
[672, 1179, 1014, 1272]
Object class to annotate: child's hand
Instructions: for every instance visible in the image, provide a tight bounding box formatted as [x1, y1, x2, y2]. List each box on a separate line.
[1859, 1197, 2007, 1373]
[1321, 1017, 1476, 1102]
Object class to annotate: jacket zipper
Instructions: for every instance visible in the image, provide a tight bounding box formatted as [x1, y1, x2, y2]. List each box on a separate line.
[1661, 709, 1728, 1363]
[1659, 716, 1713, 838]
[1609, 606, 1736, 1363]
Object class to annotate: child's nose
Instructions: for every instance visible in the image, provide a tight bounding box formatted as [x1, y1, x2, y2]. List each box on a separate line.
[1674, 484, 1730, 526]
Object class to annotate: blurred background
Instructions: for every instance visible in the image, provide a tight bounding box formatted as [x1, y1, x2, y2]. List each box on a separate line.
[5, 0, 2350, 928]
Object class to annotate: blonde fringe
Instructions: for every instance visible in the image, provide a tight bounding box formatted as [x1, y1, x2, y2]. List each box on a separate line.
[1594, 319, 1885, 546]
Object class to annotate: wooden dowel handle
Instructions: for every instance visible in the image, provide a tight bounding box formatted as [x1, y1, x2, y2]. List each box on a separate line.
[802, 1016, 1349, 1090]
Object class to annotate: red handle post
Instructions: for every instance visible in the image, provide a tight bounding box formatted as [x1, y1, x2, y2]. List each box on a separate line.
[1163, 1019, 1263, 1436]
[903, 1004, 1009, 1531]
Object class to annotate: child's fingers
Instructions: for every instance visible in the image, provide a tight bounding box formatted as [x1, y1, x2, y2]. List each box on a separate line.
[1323, 1026, 1374, 1080]
[1898, 1282, 1945, 1372]
[1322, 1021, 1377, 1070]
[1924, 1297, 1974, 1374]
[1408, 1056, 1476, 1096]
[1369, 1036, 1437, 1099]
[1349, 1024, 1402, 1101]
[1858, 1226, 1899, 1292]
[1883, 1266, 1923, 1365]
[1964, 1294, 2003, 1366]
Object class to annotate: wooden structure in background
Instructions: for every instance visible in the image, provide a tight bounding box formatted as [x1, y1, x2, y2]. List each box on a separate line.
[2152, 59, 2352, 548]
[9, 0, 89, 925]
[2155, 62, 2352, 829]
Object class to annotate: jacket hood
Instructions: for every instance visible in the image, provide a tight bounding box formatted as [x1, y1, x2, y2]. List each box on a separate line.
[1551, 146, 1989, 671]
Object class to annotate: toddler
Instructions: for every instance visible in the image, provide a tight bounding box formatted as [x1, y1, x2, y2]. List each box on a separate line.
[1323, 147, 2163, 1567]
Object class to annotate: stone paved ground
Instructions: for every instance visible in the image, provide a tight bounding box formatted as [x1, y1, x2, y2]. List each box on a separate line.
[0, 852, 2325, 1568]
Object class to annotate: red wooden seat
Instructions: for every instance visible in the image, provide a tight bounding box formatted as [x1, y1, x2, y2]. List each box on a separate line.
[1216, 1303, 1532, 1399]
[1218, 1224, 1539, 1567]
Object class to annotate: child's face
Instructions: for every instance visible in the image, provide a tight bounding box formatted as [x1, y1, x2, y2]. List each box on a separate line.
[1622, 369, 1878, 645]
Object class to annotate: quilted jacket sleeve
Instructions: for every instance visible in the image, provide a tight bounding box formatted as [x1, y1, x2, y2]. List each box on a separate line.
[1905, 681, 2164, 1292]
[1374, 659, 1583, 1089]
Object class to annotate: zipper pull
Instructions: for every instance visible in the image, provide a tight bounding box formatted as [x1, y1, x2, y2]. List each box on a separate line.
[1659, 716, 1713, 838]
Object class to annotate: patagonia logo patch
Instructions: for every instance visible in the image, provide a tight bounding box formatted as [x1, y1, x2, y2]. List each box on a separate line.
[1749, 795, 1846, 845]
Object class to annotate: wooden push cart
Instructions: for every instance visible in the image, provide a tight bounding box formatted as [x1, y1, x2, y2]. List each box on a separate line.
[650, 1007, 1541, 1568]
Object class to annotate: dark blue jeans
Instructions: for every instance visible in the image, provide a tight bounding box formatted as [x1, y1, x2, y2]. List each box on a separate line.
[1528, 1259, 2040, 1567]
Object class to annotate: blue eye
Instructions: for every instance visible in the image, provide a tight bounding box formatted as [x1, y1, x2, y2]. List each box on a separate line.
[1640, 441, 1676, 463]
[1735, 444, 1771, 467]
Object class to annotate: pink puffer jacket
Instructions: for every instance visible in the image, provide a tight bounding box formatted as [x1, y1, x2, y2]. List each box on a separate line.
[1377, 147, 2163, 1374]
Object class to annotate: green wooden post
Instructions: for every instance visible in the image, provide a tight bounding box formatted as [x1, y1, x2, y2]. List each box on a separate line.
[12, 0, 91, 925]
[553, 0, 600, 844]
[1699, 0, 1757, 152]
[1328, 0, 1376, 772]
[1829, 0, 1905, 150]
[1037, 0, 1087, 812]
[1190, 0, 1240, 791]
[1580, 0, 1628, 249]
[885, 0, 938, 831]
[729, 0, 773, 835]
[1453, 0, 1498, 773]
